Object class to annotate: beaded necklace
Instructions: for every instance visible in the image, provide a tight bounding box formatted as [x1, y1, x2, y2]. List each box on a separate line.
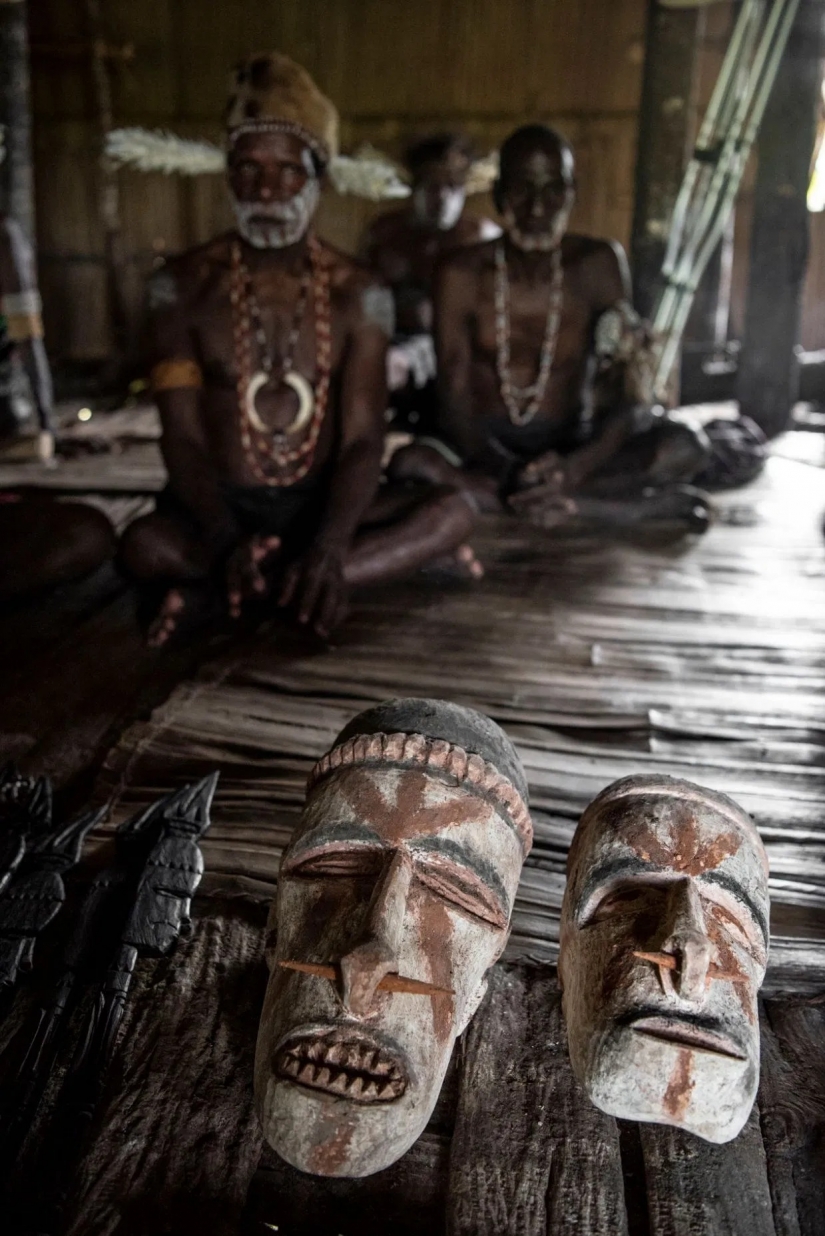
[230, 234, 332, 486]
[494, 241, 564, 427]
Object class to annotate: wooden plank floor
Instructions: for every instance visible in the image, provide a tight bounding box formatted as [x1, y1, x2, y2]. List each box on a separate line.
[91, 437, 825, 990]
[3, 431, 825, 1235]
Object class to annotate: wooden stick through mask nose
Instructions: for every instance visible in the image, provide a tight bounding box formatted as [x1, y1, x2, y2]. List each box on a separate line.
[633, 950, 746, 985]
[278, 959, 454, 997]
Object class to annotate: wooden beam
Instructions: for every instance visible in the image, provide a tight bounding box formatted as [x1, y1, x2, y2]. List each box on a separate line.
[0, 0, 34, 246]
[447, 968, 629, 1236]
[630, 0, 703, 319]
[737, 0, 825, 438]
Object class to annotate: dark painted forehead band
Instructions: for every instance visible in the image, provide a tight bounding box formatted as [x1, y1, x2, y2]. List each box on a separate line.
[307, 731, 533, 855]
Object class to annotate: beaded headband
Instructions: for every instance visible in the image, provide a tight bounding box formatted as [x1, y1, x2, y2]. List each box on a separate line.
[307, 730, 533, 855]
[227, 118, 329, 166]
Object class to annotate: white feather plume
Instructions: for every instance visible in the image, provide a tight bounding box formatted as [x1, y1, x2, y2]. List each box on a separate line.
[104, 127, 411, 200]
[328, 146, 411, 201]
[465, 151, 499, 196]
[105, 128, 226, 176]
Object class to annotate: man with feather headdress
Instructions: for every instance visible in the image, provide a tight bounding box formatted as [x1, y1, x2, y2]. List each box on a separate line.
[119, 54, 478, 644]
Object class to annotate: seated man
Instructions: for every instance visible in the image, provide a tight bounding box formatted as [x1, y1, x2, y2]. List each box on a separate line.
[363, 132, 499, 435]
[0, 217, 115, 600]
[120, 53, 476, 646]
[390, 124, 713, 531]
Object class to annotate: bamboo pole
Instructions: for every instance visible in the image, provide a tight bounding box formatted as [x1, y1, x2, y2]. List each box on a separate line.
[0, 0, 34, 247]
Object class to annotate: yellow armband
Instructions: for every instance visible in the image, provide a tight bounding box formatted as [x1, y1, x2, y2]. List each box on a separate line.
[150, 358, 204, 392]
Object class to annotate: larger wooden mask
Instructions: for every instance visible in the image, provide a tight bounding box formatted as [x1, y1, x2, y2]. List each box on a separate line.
[559, 775, 769, 1144]
[255, 699, 532, 1177]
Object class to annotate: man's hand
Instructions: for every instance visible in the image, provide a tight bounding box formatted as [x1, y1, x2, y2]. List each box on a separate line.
[386, 335, 437, 392]
[226, 534, 281, 619]
[514, 450, 569, 492]
[507, 482, 577, 528]
[506, 450, 578, 527]
[278, 540, 349, 639]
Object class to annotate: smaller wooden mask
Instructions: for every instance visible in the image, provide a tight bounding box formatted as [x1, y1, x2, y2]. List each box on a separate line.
[559, 775, 769, 1144]
[254, 699, 531, 1177]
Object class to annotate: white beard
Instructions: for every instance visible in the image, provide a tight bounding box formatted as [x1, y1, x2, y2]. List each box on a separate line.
[503, 206, 568, 252]
[231, 179, 320, 249]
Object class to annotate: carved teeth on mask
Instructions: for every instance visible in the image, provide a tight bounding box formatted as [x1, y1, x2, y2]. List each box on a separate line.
[275, 1033, 408, 1103]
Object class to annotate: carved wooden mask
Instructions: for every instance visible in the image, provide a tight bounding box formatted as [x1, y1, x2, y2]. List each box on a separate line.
[559, 775, 770, 1144]
[254, 699, 531, 1177]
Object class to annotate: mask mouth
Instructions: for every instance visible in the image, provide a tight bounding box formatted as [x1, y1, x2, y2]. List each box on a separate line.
[274, 1024, 409, 1103]
[630, 1015, 747, 1061]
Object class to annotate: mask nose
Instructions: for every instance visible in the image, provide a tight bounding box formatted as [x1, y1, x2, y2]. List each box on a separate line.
[656, 879, 712, 1005]
[340, 850, 412, 1017]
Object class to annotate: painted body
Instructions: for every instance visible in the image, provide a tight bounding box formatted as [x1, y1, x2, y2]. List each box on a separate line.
[559, 775, 770, 1144]
[121, 91, 478, 645]
[255, 698, 531, 1176]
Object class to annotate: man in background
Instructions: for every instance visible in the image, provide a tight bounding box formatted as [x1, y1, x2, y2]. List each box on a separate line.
[391, 124, 714, 532]
[364, 132, 499, 435]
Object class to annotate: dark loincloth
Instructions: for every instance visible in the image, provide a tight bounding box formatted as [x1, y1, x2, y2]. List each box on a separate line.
[155, 476, 327, 558]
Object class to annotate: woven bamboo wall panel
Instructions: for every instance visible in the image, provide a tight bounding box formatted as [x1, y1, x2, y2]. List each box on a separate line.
[28, 0, 646, 360]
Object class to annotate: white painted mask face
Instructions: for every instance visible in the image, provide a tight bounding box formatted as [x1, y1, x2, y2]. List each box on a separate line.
[254, 725, 530, 1178]
[559, 776, 770, 1144]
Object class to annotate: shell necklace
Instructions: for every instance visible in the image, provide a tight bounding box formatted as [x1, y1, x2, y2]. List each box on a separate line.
[494, 240, 564, 427]
[230, 235, 331, 486]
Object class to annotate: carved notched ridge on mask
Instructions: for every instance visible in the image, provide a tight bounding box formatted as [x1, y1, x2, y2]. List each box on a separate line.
[307, 731, 532, 855]
[274, 1024, 409, 1103]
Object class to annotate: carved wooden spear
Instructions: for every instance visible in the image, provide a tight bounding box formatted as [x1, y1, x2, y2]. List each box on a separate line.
[0, 792, 167, 1179]
[27, 773, 218, 1233]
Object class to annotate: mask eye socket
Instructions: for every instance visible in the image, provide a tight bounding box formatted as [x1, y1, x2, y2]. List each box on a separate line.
[705, 899, 763, 957]
[582, 882, 668, 928]
[284, 846, 385, 879]
[414, 864, 508, 930]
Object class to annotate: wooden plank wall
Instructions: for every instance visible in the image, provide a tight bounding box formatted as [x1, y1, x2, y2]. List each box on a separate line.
[27, 0, 825, 363]
[27, 0, 647, 362]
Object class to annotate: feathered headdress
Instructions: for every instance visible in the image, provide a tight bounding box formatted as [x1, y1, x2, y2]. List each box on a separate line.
[104, 53, 497, 203]
[106, 127, 497, 201]
[105, 128, 412, 202]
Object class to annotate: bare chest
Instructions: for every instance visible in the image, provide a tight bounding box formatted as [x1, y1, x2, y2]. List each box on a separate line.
[472, 267, 593, 381]
[191, 264, 348, 399]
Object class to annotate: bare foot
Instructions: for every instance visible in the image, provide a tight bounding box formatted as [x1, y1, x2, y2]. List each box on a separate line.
[425, 543, 484, 581]
[147, 588, 186, 647]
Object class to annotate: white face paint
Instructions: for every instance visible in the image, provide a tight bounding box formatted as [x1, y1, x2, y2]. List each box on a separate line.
[412, 185, 466, 232]
[254, 760, 527, 1177]
[559, 776, 770, 1145]
[231, 176, 320, 249]
[502, 204, 569, 253]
